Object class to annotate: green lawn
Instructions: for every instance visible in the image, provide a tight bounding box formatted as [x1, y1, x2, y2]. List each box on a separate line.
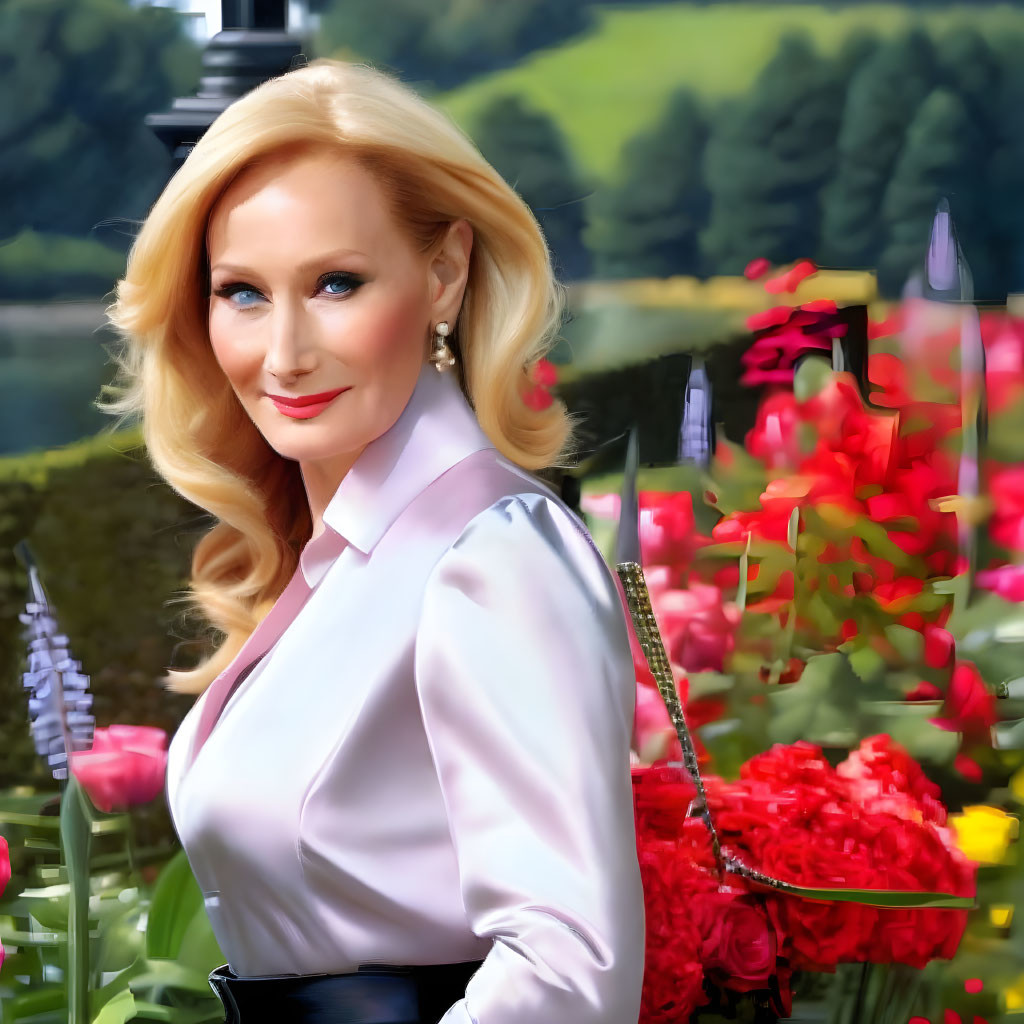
[434, 2, 1024, 183]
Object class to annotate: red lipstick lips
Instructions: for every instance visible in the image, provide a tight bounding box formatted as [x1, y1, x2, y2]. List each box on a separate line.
[267, 387, 350, 419]
[267, 388, 349, 407]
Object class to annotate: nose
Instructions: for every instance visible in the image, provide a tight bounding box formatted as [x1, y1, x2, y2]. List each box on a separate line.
[264, 302, 318, 381]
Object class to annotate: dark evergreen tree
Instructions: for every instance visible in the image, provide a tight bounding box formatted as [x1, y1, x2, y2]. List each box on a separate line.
[700, 32, 845, 274]
[989, 49, 1024, 296]
[470, 94, 591, 281]
[0, 0, 198, 243]
[934, 27, 1007, 299]
[584, 88, 709, 279]
[819, 30, 936, 271]
[834, 29, 881, 90]
[315, 0, 593, 91]
[878, 88, 986, 298]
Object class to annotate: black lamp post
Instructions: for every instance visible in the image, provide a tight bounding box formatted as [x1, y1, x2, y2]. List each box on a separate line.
[145, 0, 304, 170]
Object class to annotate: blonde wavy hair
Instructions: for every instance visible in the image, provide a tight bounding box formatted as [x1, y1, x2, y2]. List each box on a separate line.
[99, 58, 578, 696]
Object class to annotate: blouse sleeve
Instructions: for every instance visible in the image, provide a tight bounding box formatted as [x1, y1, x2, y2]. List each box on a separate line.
[413, 493, 646, 1024]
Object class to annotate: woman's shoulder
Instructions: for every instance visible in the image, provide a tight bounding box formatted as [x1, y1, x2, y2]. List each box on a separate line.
[433, 452, 616, 601]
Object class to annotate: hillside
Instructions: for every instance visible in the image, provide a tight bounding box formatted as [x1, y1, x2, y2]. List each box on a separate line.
[434, 2, 1024, 183]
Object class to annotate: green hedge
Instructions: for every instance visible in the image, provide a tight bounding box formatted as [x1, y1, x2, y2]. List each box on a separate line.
[0, 429, 208, 849]
[0, 229, 126, 301]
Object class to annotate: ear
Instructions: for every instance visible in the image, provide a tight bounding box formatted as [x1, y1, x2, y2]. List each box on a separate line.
[428, 219, 473, 326]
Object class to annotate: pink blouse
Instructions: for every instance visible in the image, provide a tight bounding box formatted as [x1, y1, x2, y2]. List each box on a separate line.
[164, 361, 645, 1022]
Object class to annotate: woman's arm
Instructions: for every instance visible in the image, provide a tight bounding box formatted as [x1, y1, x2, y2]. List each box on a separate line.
[414, 493, 645, 1024]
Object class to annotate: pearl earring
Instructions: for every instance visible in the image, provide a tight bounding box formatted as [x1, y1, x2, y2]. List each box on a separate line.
[429, 321, 455, 372]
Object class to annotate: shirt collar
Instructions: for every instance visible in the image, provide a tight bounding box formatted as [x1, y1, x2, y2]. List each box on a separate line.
[299, 362, 496, 585]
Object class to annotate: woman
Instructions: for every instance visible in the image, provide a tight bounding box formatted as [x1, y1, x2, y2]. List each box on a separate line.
[100, 58, 644, 1024]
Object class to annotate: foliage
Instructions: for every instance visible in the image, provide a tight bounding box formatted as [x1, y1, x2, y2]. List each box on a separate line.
[820, 30, 936, 271]
[585, 88, 710, 279]
[0, 430, 205, 855]
[434, 3, 1023, 183]
[580, 266, 1024, 1020]
[468, 93, 591, 281]
[0, 0, 199, 246]
[0, 230, 126, 301]
[700, 32, 845, 275]
[0, 787, 224, 1023]
[314, 0, 593, 91]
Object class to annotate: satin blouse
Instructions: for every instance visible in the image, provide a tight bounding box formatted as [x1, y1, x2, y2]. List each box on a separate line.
[164, 361, 645, 1023]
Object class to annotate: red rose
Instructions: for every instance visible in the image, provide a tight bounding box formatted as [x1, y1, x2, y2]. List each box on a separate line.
[690, 891, 778, 992]
[759, 836, 879, 970]
[635, 831, 715, 1023]
[632, 763, 697, 840]
[740, 741, 846, 797]
[931, 661, 996, 744]
[837, 734, 947, 825]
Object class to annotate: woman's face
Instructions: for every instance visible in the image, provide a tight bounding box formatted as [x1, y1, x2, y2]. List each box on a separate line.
[206, 147, 469, 496]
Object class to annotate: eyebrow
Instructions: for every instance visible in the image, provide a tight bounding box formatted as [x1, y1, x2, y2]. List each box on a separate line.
[210, 248, 369, 276]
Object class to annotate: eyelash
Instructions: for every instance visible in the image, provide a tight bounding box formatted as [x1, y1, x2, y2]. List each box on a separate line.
[212, 271, 362, 307]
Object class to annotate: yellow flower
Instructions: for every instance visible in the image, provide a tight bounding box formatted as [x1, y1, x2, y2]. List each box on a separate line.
[1006, 972, 1024, 1012]
[950, 805, 1019, 865]
[990, 904, 1014, 928]
[1011, 766, 1024, 805]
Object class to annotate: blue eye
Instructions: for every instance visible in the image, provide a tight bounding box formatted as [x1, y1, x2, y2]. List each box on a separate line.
[212, 272, 362, 308]
[213, 283, 263, 307]
[320, 272, 361, 296]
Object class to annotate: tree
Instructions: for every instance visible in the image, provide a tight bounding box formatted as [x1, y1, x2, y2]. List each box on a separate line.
[819, 30, 936, 271]
[585, 88, 709, 278]
[934, 27, 1007, 299]
[0, 0, 199, 243]
[470, 94, 591, 281]
[700, 33, 845, 274]
[878, 88, 986, 297]
[987, 48, 1024, 296]
[315, 0, 593, 91]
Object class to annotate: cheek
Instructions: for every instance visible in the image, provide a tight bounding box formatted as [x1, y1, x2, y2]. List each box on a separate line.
[208, 309, 259, 385]
[347, 291, 425, 362]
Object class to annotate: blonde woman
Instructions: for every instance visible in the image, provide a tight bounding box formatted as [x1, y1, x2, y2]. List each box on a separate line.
[101, 58, 644, 1024]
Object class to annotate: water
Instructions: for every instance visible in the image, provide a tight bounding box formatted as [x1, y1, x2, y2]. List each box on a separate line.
[0, 326, 120, 458]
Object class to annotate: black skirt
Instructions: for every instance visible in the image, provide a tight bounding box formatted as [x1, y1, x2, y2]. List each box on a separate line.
[208, 959, 486, 1023]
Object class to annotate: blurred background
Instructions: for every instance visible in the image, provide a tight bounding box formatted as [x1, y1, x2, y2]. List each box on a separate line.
[2, 0, 1023, 456]
[2, 2, 1024, 1022]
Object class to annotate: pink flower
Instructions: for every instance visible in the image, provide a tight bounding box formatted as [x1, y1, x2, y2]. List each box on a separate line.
[651, 583, 741, 673]
[580, 492, 620, 521]
[639, 491, 699, 568]
[0, 835, 9, 971]
[522, 358, 558, 410]
[744, 257, 772, 280]
[763, 259, 818, 294]
[976, 563, 1024, 602]
[69, 725, 169, 813]
[633, 671, 688, 763]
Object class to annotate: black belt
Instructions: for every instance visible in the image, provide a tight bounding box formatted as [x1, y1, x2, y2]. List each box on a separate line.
[208, 959, 486, 1023]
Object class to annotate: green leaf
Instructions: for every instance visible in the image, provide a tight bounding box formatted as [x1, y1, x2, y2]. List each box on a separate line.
[60, 774, 93, 1024]
[90, 988, 136, 1024]
[767, 652, 861, 747]
[686, 671, 735, 699]
[883, 624, 925, 664]
[175, 904, 226, 974]
[793, 357, 833, 402]
[994, 717, 1024, 749]
[146, 849, 205, 960]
